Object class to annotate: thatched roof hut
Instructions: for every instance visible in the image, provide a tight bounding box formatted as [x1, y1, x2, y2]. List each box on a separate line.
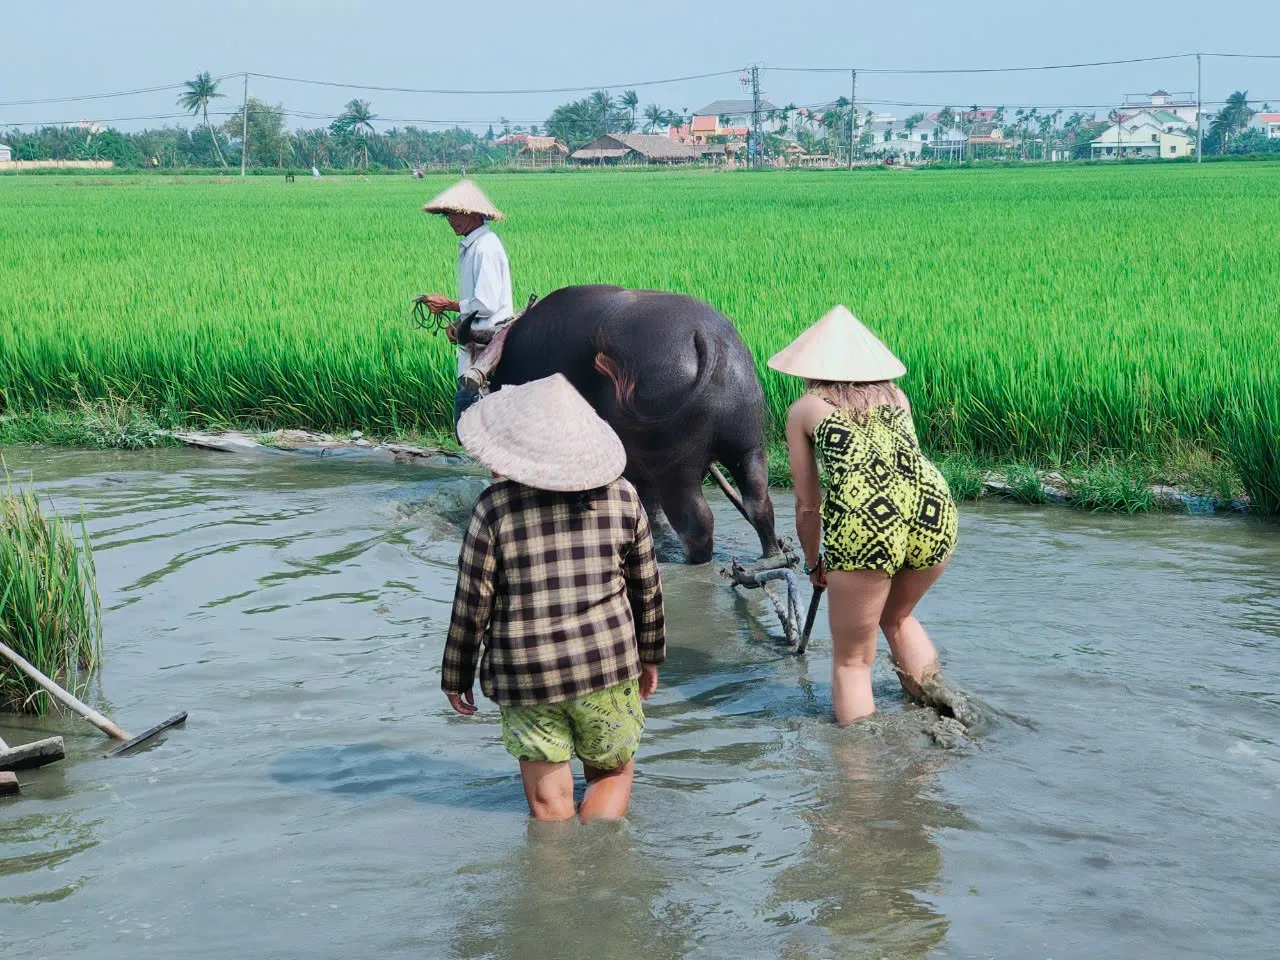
[518, 136, 568, 156]
[571, 134, 704, 164]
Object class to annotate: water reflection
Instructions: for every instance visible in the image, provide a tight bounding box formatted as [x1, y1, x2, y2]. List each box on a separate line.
[447, 821, 693, 960]
[0, 809, 101, 905]
[268, 743, 525, 813]
[766, 726, 969, 960]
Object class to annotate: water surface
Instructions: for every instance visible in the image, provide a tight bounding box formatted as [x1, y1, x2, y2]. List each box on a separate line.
[2, 448, 1278, 959]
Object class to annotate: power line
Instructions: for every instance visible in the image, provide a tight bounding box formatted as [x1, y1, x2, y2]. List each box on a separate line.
[770, 53, 1201, 75]
[0, 76, 240, 108]
[8, 95, 1275, 131]
[246, 67, 746, 96]
[2, 51, 1276, 111]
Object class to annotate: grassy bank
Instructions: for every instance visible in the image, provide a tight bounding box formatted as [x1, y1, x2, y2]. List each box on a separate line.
[0, 401, 1246, 515]
[2, 166, 1278, 511]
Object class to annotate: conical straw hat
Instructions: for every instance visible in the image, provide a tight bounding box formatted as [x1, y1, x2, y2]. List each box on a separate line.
[421, 179, 505, 220]
[458, 375, 626, 492]
[767, 306, 906, 382]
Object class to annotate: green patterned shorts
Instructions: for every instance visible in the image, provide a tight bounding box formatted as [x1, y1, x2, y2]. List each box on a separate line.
[499, 680, 645, 770]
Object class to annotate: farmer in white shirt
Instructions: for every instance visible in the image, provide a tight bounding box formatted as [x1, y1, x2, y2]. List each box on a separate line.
[416, 179, 514, 432]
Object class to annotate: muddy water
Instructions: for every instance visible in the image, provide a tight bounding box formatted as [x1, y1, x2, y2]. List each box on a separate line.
[2, 448, 1279, 960]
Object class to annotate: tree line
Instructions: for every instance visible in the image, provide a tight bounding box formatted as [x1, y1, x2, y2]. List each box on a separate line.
[2, 73, 1275, 169]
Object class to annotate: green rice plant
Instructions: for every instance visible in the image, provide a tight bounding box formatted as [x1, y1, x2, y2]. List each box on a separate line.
[1000, 463, 1052, 505]
[0, 477, 102, 714]
[935, 454, 987, 502]
[1221, 378, 1280, 516]
[1065, 464, 1160, 514]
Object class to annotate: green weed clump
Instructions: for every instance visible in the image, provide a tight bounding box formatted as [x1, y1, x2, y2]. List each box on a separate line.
[0, 395, 179, 450]
[1, 164, 1277, 510]
[0, 481, 102, 714]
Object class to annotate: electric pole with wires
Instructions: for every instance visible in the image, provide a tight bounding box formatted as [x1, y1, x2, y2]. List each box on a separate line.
[240, 72, 248, 176]
[749, 65, 763, 168]
[1196, 53, 1203, 163]
[849, 69, 856, 169]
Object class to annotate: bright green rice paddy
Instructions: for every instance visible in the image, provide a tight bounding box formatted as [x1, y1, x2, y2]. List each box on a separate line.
[1, 165, 1278, 511]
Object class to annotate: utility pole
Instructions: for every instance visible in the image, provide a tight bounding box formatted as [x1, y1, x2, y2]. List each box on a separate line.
[849, 69, 856, 170]
[1196, 53, 1203, 163]
[749, 64, 763, 169]
[240, 73, 249, 176]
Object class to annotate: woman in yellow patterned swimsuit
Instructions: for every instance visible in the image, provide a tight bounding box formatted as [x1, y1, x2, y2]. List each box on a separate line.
[770, 306, 958, 724]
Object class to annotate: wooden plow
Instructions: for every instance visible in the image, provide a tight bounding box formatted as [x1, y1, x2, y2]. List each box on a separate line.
[709, 466, 819, 655]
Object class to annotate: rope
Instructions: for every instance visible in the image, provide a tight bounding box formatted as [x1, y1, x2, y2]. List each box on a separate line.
[411, 299, 456, 335]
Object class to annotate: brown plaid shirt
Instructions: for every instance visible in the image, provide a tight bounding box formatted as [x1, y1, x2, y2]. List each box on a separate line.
[442, 477, 665, 707]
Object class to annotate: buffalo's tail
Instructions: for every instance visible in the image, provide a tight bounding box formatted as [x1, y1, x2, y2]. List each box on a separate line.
[593, 327, 718, 430]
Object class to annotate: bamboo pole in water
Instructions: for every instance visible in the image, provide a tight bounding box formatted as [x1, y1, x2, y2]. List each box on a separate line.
[0, 640, 132, 742]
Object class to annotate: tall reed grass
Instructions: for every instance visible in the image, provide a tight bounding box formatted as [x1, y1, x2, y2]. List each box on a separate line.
[1, 165, 1277, 509]
[0, 478, 102, 713]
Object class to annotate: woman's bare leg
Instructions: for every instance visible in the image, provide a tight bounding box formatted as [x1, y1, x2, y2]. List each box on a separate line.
[579, 759, 635, 822]
[879, 562, 948, 701]
[519, 761, 576, 821]
[826, 570, 893, 725]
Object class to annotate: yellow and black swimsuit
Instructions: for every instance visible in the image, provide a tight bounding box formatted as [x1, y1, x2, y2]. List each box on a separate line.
[812, 397, 958, 575]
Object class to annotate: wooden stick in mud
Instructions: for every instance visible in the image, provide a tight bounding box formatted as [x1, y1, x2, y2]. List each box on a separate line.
[799, 586, 825, 653]
[0, 640, 132, 742]
[707, 464, 751, 525]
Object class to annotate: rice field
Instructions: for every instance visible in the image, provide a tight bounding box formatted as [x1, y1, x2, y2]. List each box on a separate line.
[1, 165, 1278, 511]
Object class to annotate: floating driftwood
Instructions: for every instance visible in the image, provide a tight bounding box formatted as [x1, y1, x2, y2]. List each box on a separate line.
[0, 733, 65, 772]
[168, 429, 465, 468]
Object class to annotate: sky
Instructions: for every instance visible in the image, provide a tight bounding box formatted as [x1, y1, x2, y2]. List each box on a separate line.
[2, 0, 1277, 133]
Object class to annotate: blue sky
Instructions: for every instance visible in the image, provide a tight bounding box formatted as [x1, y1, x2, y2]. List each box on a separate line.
[2, 0, 1276, 131]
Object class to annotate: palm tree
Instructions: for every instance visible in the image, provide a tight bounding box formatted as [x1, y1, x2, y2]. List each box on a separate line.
[1039, 109, 1062, 160]
[643, 103, 668, 134]
[334, 98, 377, 169]
[778, 102, 798, 139]
[935, 107, 956, 162]
[298, 128, 332, 168]
[589, 90, 615, 134]
[621, 90, 640, 131]
[1212, 90, 1254, 153]
[177, 71, 228, 167]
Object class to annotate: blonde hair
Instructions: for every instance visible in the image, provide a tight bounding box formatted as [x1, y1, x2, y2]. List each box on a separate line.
[807, 379, 906, 413]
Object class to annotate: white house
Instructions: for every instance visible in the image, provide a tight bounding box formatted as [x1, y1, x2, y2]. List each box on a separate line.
[1249, 112, 1280, 138]
[0, 143, 11, 163]
[1091, 120, 1193, 159]
[861, 119, 941, 158]
[1122, 108, 1192, 134]
[1122, 90, 1198, 126]
[693, 99, 782, 132]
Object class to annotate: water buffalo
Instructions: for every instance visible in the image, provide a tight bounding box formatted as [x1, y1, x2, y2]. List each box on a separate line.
[487, 284, 779, 564]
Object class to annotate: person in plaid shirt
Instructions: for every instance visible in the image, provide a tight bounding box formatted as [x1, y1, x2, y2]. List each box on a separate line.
[442, 374, 666, 822]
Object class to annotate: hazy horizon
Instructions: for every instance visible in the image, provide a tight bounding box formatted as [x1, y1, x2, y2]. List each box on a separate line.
[3, 1, 1277, 134]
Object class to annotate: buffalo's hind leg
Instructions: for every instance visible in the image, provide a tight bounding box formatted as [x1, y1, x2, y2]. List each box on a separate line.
[724, 447, 780, 558]
[658, 468, 715, 565]
[633, 477, 685, 564]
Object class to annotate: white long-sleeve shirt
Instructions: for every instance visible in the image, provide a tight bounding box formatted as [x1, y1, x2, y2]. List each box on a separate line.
[455, 224, 513, 376]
